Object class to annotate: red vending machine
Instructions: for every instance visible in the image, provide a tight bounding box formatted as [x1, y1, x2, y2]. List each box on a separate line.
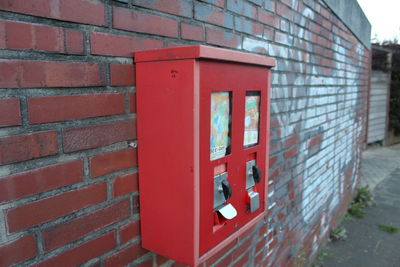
[135, 45, 275, 266]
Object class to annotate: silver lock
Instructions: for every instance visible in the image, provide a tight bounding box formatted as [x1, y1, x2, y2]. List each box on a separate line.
[248, 189, 260, 212]
[246, 160, 256, 189]
[213, 172, 228, 210]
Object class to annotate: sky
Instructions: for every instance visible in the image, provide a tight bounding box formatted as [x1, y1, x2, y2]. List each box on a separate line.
[357, 0, 400, 43]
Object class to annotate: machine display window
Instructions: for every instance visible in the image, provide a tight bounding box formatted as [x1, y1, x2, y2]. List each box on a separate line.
[244, 91, 260, 148]
[210, 91, 232, 160]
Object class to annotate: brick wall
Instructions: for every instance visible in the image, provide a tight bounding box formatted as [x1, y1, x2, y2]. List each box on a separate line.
[0, 0, 369, 266]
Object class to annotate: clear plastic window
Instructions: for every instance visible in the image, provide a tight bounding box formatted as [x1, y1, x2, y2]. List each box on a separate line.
[210, 92, 231, 160]
[244, 91, 260, 147]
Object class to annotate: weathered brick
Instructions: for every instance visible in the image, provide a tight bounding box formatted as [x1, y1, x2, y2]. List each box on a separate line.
[110, 64, 135, 86]
[91, 32, 162, 57]
[90, 148, 137, 178]
[43, 61, 104, 87]
[34, 24, 63, 52]
[195, 3, 233, 29]
[37, 232, 116, 267]
[103, 242, 148, 267]
[0, 98, 21, 127]
[5, 20, 32, 49]
[0, 0, 105, 26]
[119, 220, 140, 244]
[43, 199, 130, 251]
[112, 172, 138, 197]
[62, 120, 136, 153]
[133, 0, 192, 18]
[206, 27, 241, 48]
[28, 93, 125, 124]
[205, 238, 237, 266]
[0, 160, 83, 203]
[0, 235, 36, 266]
[113, 7, 178, 38]
[6, 182, 107, 232]
[0, 131, 58, 166]
[227, 0, 257, 18]
[129, 93, 136, 113]
[258, 9, 279, 28]
[65, 29, 84, 54]
[0, 20, 5, 48]
[284, 146, 297, 159]
[0, 60, 104, 88]
[135, 259, 153, 267]
[181, 23, 203, 41]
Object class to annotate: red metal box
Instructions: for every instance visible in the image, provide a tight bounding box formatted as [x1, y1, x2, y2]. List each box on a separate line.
[135, 45, 275, 266]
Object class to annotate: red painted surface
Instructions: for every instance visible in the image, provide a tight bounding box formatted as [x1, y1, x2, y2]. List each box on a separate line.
[135, 45, 274, 266]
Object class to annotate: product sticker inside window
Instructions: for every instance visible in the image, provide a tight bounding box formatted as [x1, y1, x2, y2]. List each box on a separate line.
[244, 92, 260, 147]
[210, 92, 231, 160]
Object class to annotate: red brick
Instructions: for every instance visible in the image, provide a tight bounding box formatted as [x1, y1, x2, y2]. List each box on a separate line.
[308, 135, 322, 149]
[65, 29, 84, 54]
[135, 259, 153, 267]
[232, 252, 249, 267]
[0, 0, 105, 26]
[258, 9, 278, 27]
[6, 182, 107, 233]
[0, 60, 18, 87]
[44, 61, 104, 87]
[0, 235, 37, 266]
[181, 23, 203, 41]
[0, 131, 58, 166]
[129, 93, 136, 113]
[206, 27, 241, 48]
[0, 20, 5, 48]
[5, 21, 32, 49]
[0, 98, 21, 127]
[34, 24, 63, 52]
[133, 0, 192, 17]
[0, 0, 53, 18]
[215, 255, 232, 267]
[113, 172, 138, 197]
[90, 148, 137, 178]
[28, 93, 125, 124]
[276, 2, 294, 21]
[232, 238, 252, 259]
[156, 255, 169, 265]
[43, 199, 130, 251]
[110, 64, 135, 86]
[195, 3, 233, 28]
[103, 242, 148, 267]
[113, 7, 178, 38]
[205, 238, 237, 265]
[120, 220, 140, 244]
[91, 32, 162, 57]
[285, 135, 299, 147]
[0, 60, 104, 88]
[59, 0, 105, 26]
[63, 120, 136, 153]
[284, 146, 297, 159]
[0, 160, 83, 203]
[37, 231, 116, 267]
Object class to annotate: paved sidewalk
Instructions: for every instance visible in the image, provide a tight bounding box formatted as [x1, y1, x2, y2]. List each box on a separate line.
[319, 144, 400, 267]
